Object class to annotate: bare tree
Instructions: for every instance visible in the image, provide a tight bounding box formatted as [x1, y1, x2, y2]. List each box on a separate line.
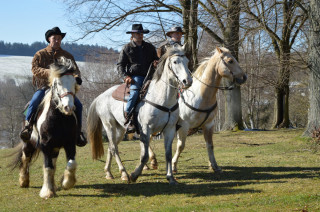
[243, 0, 308, 128]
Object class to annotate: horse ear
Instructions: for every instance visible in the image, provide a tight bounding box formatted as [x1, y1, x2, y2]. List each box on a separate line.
[216, 47, 223, 54]
[182, 44, 186, 52]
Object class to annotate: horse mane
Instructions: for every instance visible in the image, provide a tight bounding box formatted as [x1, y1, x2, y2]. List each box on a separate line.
[153, 45, 185, 82]
[193, 47, 230, 78]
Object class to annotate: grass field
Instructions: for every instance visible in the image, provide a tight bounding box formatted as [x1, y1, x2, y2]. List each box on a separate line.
[1, 129, 320, 211]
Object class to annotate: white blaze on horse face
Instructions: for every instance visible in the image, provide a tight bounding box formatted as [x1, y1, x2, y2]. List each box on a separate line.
[56, 75, 76, 115]
[169, 55, 192, 88]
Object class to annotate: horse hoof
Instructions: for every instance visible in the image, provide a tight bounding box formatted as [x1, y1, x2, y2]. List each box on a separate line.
[130, 173, 138, 183]
[19, 179, 30, 188]
[169, 180, 178, 185]
[121, 174, 130, 182]
[106, 173, 114, 180]
[143, 165, 150, 170]
[150, 163, 158, 170]
[40, 190, 56, 199]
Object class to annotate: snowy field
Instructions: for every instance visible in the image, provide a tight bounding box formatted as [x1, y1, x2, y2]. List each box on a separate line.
[0, 55, 85, 84]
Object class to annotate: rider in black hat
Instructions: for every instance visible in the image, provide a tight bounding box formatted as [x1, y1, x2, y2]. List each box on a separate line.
[20, 27, 87, 147]
[157, 26, 185, 58]
[117, 24, 159, 133]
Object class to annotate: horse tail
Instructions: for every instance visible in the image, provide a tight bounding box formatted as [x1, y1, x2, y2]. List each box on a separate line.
[87, 99, 104, 160]
[7, 142, 40, 170]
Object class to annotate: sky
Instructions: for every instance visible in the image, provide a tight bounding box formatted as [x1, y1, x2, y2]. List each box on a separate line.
[0, 0, 117, 48]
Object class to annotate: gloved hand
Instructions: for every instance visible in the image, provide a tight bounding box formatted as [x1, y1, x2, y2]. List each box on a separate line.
[124, 76, 133, 85]
[75, 77, 82, 85]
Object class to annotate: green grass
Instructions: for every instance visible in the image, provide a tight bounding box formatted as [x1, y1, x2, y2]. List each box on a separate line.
[1, 129, 320, 211]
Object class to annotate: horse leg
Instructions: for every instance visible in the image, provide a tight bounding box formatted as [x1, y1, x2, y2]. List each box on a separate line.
[163, 129, 178, 185]
[144, 136, 158, 170]
[40, 149, 59, 199]
[203, 126, 222, 173]
[172, 124, 188, 173]
[61, 145, 77, 190]
[104, 122, 129, 182]
[19, 142, 36, 188]
[130, 132, 150, 182]
[104, 148, 114, 179]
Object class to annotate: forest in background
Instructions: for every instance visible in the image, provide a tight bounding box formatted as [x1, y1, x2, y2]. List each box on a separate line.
[0, 41, 118, 61]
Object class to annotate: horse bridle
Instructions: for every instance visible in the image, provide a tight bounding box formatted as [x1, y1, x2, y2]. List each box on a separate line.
[52, 73, 76, 100]
[191, 54, 240, 90]
[141, 53, 187, 133]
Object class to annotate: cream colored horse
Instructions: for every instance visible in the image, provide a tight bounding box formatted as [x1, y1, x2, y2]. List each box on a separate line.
[147, 47, 247, 174]
[87, 46, 192, 184]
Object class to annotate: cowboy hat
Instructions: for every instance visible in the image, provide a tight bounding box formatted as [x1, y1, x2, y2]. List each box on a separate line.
[45, 27, 66, 43]
[166, 26, 185, 37]
[126, 24, 150, 34]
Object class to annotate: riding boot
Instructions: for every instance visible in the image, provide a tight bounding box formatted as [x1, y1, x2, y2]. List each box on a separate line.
[124, 112, 136, 133]
[76, 126, 87, 147]
[20, 120, 32, 142]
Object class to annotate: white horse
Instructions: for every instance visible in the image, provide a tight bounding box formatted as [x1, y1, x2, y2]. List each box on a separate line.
[147, 47, 247, 174]
[87, 45, 192, 184]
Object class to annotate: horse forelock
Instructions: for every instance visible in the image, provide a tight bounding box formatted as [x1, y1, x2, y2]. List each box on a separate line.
[194, 47, 231, 78]
[48, 57, 76, 86]
[153, 46, 185, 81]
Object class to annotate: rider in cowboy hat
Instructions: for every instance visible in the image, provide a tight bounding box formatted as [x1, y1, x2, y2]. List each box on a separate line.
[157, 26, 185, 58]
[20, 26, 87, 147]
[117, 24, 159, 133]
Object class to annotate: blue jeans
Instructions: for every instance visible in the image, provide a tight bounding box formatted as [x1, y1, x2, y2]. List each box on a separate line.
[26, 88, 83, 128]
[126, 76, 145, 113]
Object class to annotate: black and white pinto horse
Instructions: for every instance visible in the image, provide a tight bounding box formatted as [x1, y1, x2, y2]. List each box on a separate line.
[11, 57, 80, 199]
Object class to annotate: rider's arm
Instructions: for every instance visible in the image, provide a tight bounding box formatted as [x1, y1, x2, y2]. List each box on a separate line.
[31, 53, 50, 79]
[117, 46, 130, 78]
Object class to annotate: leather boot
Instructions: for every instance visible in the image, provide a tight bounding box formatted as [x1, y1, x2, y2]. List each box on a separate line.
[20, 120, 32, 142]
[124, 112, 135, 133]
[76, 131, 87, 147]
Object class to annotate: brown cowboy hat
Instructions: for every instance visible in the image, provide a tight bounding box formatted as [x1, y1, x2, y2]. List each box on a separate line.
[45, 27, 66, 43]
[126, 24, 150, 34]
[166, 26, 185, 37]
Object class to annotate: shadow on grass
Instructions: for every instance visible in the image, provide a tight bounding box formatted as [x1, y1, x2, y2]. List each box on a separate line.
[72, 181, 260, 198]
[182, 166, 320, 182]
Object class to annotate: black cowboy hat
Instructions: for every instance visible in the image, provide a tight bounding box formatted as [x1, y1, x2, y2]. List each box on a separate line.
[126, 24, 150, 34]
[45, 27, 66, 43]
[166, 26, 185, 37]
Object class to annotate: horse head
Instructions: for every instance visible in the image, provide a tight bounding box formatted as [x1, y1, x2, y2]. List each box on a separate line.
[154, 45, 193, 89]
[215, 47, 247, 86]
[48, 57, 79, 115]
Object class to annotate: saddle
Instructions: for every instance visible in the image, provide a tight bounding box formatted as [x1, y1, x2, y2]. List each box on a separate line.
[111, 81, 152, 103]
[111, 83, 130, 102]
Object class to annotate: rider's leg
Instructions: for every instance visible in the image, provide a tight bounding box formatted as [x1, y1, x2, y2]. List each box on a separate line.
[125, 76, 144, 133]
[20, 89, 46, 141]
[74, 97, 87, 147]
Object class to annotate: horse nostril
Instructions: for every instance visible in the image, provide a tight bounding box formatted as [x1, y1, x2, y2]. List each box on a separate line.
[64, 106, 70, 113]
[183, 79, 187, 85]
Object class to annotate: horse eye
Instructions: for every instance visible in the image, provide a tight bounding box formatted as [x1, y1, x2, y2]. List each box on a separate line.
[228, 60, 233, 64]
[173, 61, 177, 64]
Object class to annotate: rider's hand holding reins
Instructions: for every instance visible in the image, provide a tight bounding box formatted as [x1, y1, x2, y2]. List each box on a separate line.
[124, 76, 133, 85]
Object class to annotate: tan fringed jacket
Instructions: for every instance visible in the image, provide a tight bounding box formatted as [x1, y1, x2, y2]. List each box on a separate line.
[31, 45, 81, 89]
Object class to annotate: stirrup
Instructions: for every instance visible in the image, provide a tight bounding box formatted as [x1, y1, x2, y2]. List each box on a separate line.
[20, 127, 32, 142]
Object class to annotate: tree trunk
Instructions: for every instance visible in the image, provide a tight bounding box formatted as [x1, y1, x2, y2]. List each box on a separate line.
[180, 0, 198, 72]
[222, 0, 244, 130]
[272, 50, 291, 128]
[304, 0, 320, 136]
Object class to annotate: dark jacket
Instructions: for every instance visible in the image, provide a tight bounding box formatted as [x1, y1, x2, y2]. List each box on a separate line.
[157, 39, 182, 58]
[117, 40, 158, 77]
[32, 45, 81, 89]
